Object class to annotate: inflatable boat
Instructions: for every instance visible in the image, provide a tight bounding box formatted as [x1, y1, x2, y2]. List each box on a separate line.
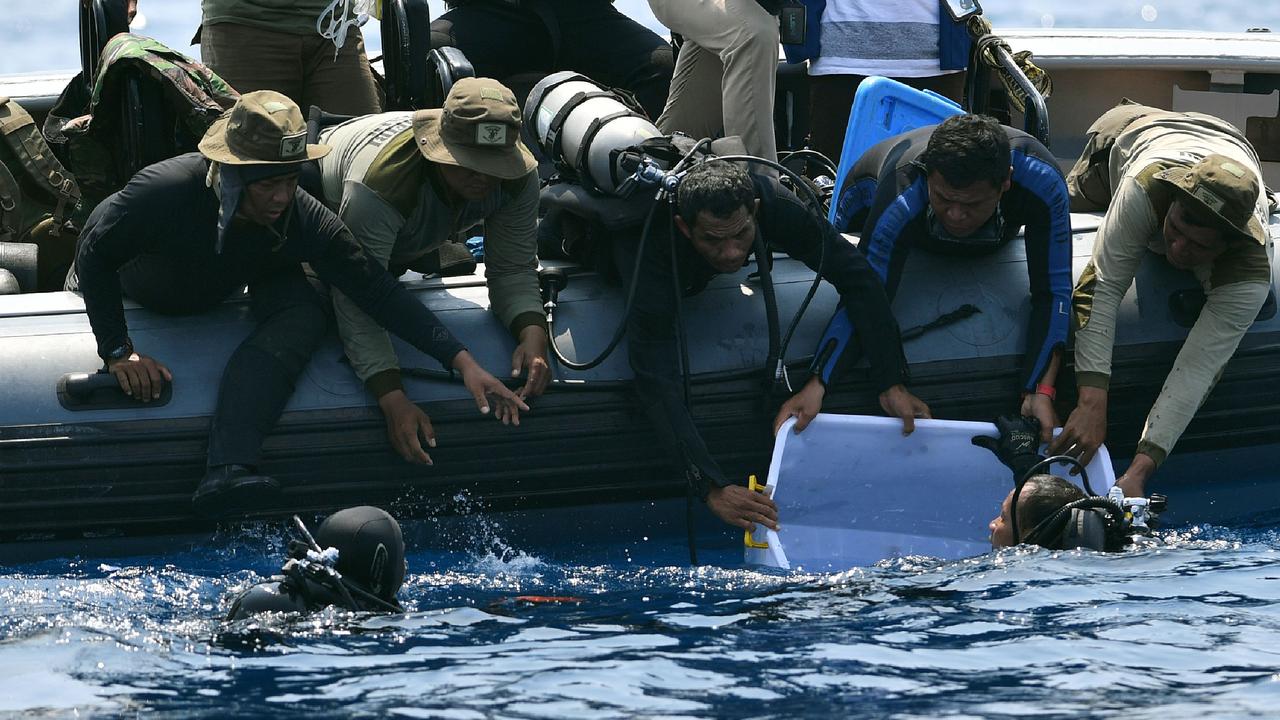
[2, 7, 1279, 541]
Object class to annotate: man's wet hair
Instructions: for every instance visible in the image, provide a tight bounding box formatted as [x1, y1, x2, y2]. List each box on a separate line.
[676, 159, 756, 224]
[919, 114, 1012, 189]
[1018, 474, 1088, 543]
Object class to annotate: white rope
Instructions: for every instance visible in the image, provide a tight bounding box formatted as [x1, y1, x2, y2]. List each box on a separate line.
[316, 0, 377, 57]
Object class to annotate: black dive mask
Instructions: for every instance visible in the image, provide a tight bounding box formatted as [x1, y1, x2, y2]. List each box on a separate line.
[925, 204, 1007, 249]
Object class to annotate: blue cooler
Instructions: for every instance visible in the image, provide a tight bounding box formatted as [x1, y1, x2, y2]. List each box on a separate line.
[827, 76, 963, 224]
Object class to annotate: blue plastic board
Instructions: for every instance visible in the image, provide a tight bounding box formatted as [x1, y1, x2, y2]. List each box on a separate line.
[827, 76, 963, 224]
[744, 414, 1116, 571]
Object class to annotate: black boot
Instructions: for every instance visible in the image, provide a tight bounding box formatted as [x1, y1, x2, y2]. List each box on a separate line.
[192, 464, 281, 518]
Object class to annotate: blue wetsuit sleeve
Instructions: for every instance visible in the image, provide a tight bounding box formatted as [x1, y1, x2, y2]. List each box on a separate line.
[808, 167, 923, 388]
[1011, 149, 1073, 391]
[761, 180, 908, 393]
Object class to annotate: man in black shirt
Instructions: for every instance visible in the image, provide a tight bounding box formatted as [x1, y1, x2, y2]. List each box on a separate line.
[620, 159, 929, 530]
[68, 91, 526, 517]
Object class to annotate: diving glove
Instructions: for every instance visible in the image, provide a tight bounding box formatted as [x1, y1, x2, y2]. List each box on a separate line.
[972, 414, 1044, 480]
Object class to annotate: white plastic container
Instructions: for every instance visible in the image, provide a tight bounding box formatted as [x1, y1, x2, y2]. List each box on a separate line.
[745, 414, 1115, 571]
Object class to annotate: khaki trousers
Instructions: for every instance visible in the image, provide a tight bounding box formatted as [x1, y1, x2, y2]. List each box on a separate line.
[649, 0, 779, 162]
[200, 22, 382, 116]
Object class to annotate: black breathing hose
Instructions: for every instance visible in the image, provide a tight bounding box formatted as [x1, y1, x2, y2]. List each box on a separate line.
[710, 154, 829, 383]
[547, 199, 661, 371]
[1009, 454, 1094, 543]
[545, 139, 716, 372]
[538, 145, 834, 567]
[778, 148, 838, 179]
[1021, 496, 1127, 549]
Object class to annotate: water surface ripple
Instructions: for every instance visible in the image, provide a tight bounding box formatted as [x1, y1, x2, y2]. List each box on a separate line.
[2, 524, 1279, 718]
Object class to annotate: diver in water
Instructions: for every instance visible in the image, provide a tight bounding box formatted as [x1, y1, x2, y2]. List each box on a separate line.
[975, 415, 1164, 552]
[225, 506, 407, 619]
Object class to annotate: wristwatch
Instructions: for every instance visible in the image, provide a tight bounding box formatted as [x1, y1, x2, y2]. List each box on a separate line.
[103, 338, 134, 365]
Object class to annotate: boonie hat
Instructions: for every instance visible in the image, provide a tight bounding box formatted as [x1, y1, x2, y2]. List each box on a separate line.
[1154, 154, 1265, 245]
[199, 90, 330, 165]
[411, 77, 537, 180]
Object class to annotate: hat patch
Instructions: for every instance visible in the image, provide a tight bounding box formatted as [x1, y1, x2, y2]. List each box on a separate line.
[1192, 185, 1226, 214]
[479, 87, 503, 101]
[476, 122, 508, 146]
[279, 131, 308, 159]
[263, 101, 291, 113]
[1220, 161, 1247, 179]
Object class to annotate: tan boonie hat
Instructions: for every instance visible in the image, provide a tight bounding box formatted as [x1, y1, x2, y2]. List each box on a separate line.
[198, 90, 330, 165]
[1154, 154, 1265, 245]
[411, 77, 537, 180]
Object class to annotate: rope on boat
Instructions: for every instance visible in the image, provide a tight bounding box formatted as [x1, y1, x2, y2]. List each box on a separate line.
[965, 15, 1053, 114]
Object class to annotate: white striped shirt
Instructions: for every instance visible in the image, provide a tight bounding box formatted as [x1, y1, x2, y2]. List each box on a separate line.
[810, 0, 954, 77]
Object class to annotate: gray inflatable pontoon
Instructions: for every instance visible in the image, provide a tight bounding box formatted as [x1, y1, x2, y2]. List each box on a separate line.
[1, 211, 1278, 540]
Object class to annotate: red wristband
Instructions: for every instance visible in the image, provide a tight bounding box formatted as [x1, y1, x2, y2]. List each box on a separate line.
[1035, 383, 1057, 400]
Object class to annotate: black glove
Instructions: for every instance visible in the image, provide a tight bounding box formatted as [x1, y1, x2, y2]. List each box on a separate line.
[972, 414, 1044, 480]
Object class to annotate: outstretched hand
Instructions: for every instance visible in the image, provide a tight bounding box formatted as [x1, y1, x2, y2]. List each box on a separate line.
[1047, 386, 1108, 472]
[706, 484, 779, 532]
[1020, 392, 1059, 444]
[879, 384, 931, 435]
[773, 376, 826, 435]
[511, 326, 551, 400]
[453, 351, 530, 425]
[378, 390, 435, 465]
[972, 414, 1043, 479]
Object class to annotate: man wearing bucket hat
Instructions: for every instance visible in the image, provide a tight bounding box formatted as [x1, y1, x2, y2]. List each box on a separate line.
[69, 90, 527, 517]
[315, 78, 547, 466]
[1048, 102, 1275, 497]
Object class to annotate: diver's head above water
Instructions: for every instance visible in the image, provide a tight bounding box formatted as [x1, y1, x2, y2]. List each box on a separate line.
[223, 505, 407, 621]
[990, 474, 1087, 548]
[316, 505, 407, 603]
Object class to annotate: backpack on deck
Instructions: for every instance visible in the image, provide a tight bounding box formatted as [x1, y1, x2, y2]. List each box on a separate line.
[44, 33, 238, 218]
[0, 96, 81, 292]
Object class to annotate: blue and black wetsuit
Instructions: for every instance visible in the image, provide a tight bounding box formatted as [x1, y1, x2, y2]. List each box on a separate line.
[820, 124, 1072, 393]
[619, 172, 908, 493]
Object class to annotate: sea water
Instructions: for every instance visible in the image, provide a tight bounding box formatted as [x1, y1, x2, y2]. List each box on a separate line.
[4, 1, 1280, 716]
[2, 507, 1279, 718]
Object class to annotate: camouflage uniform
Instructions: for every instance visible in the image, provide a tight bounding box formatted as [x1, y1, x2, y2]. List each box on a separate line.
[45, 33, 239, 220]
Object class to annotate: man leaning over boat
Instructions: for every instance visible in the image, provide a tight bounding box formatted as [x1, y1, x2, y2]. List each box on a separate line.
[315, 78, 548, 466]
[623, 159, 929, 531]
[1049, 102, 1274, 498]
[65, 90, 526, 517]
[785, 114, 1072, 442]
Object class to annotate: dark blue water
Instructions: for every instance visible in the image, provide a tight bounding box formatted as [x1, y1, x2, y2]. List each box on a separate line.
[4, 504, 1279, 717]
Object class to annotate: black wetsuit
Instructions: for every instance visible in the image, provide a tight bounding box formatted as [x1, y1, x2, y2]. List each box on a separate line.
[823, 124, 1072, 392]
[225, 574, 398, 620]
[619, 172, 907, 492]
[71, 153, 465, 468]
[431, 0, 674, 119]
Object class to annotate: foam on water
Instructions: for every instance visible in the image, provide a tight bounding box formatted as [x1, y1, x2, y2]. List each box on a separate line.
[2, 520, 1278, 717]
